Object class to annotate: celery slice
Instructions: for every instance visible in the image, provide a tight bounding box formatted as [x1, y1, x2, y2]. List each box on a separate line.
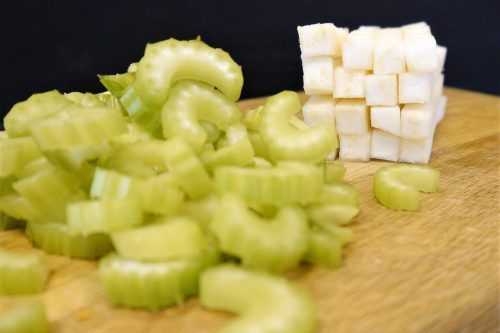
[0, 194, 49, 223]
[259, 91, 337, 162]
[181, 194, 219, 226]
[67, 198, 143, 235]
[304, 230, 343, 269]
[26, 223, 112, 259]
[0, 300, 49, 333]
[374, 164, 440, 211]
[161, 80, 241, 152]
[0, 213, 25, 230]
[308, 204, 359, 226]
[111, 217, 204, 261]
[247, 130, 271, 160]
[0, 137, 41, 177]
[4, 90, 74, 137]
[242, 106, 263, 131]
[199, 120, 221, 143]
[318, 183, 359, 207]
[211, 194, 308, 272]
[202, 138, 255, 173]
[200, 265, 317, 333]
[325, 162, 346, 183]
[0, 250, 48, 295]
[119, 85, 162, 136]
[98, 72, 135, 98]
[138, 174, 184, 216]
[99, 247, 219, 310]
[90, 168, 141, 199]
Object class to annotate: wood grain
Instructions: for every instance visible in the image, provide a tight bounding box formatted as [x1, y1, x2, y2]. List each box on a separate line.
[1, 87, 499, 333]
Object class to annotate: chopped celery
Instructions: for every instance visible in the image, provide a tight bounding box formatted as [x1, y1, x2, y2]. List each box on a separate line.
[308, 204, 359, 226]
[90, 168, 141, 199]
[0, 250, 48, 295]
[200, 265, 317, 333]
[0, 300, 49, 333]
[318, 183, 360, 207]
[374, 164, 440, 211]
[247, 130, 271, 160]
[98, 72, 135, 98]
[304, 230, 343, 269]
[0, 137, 41, 177]
[0, 194, 49, 223]
[181, 194, 219, 226]
[119, 85, 162, 136]
[199, 120, 221, 143]
[138, 174, 184, 216]
[0, 213, 25, 230]
[242, 106, 263, 131]
[201, 138, 255, 173]
[325, 162, 346, 183]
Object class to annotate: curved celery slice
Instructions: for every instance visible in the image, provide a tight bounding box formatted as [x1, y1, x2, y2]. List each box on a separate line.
[199, 120, 221, 143]
[211, 194, 308, 272]
[4, 90, 74, 137]
[242, 106, 263, 131]
[0, 137, 41, 177]
[325, 162, 346, 183]
[98, 72, 135, 98]
[374, 164, 440, 211]
[26, 223, 112, 259]
[247, 130, 271, 160]
[304, 230, 343, 269]
[0, 213, 25, 230]
[259, 91, 337, 162]
[308, 204, 359, 226]
[161, 80, 241, 152]
[99, 247, 219, 310]
[0, 194, 49, 223]
[0, 300, 49, 333]
[67, 198, 143, 235]
[318, 183, 359, 207]
[90, 168, 141, 199]
[138, 174, 184, 216]
[181, 194, 219, 226]
[111, 217, 204, 261]
[251, 157, 273, 168]
[202, 138, 254, 173]
[163, 138, 212, 199]
[119, 86, 162, 136]
[200, 265, 317, 333]
[111, 123, 152, 145]
[0, 250, 48, 295]
[214, 162, 323, 206]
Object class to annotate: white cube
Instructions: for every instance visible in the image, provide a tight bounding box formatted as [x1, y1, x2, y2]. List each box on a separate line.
[334, 99, 370, 135]
[370, 105, 400, 136]
[339, 131, 372, 161]
[399, 73, 432, 104]
[399, 131, 434, 164]
[336, 27, 350, 45]
[434, 95, 447, 125]
[358, 26, 381, 33]
[402, 22, 431, 36]
[302, 57, 334, 95]
[373, 38, 405, 74]
[342, 31, 375, 70]
[371, 129, 400, 162]
[365, 74, 398, 106]
[333, 67, 367, 98]
[432, 73, 444, 101]
[400, 103, 435, 139]
[436, 45, 447, 72]
[405, 35, 437, 72]
[302, 95, 335, 126]
[298, 23, 342, 57]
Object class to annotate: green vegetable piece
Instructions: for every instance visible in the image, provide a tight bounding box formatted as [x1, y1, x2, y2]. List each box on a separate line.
[199, 120, 221, 143]
[90, 168, 141, 199]
[0, 137, 41, 177]
[308, 204, 359, 227]
[181, 194, 219, 226]
[259, 91, 337, 162]
[325, 162, 346, 183]
[0, 194, 49, 224]
[4, 90, 74, 137]
[374, 164, 440, 211]
[304, 230, 343, 269]
[98, 72, 135, 98]
[247, 130, 271, 160]
[242, 106, 263, 131]
[0, 300, 49, 333]
[0, 250, 48, 295]
[202, 138, 254, 173]
[211, 194, 309, 272]
[0, 213, 25, 231]
[138, 174, 184, 216]
[318, 183, 359, 207]
[200, 265, 317, 333]
[161, 80, 241, 152]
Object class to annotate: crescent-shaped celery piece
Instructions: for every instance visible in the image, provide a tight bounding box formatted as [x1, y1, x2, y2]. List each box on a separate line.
[374, 164, 440, 211]
[308, 204, 359, 226]
[161, 80, 241, 152]
[199, 121, 221, 143]
[318, 183, 359, 207]
[98, 72, 135, 98]
[200, 265, 317, 333]
[99, 247, 219, 310]
[211, 194, 309, 272]
[247, 130, 271, 160]
[259, 91, 337, 162]
[325, 162, 346, 183]
[201, 139, 254, 173]
[0, 137, 41, 177]
[0, 300, 49, 333]
[0, 250, 48, 295]
[111, 217, 205, 261]
[0, 194, 49, 224]
[304, 229, 343, 269]
[181, 194, 219, 226]
[4, 90, 74, 137]
[242, 106, 263, 131]
[26, 222, 112, 259]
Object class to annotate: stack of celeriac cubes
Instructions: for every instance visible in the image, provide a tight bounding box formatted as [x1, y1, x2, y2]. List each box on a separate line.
[298, 22, 447, 163]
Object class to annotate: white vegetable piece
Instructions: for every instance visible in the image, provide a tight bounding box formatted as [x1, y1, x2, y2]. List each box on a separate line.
[302, 57, 334, 95]
[404, 35, 437, 73]
[371, 129, 400, 162]
[400, 103, 435, 139]
[297, 23, 343, 57]
[436, 45, 447, 72]
[358, 26, 381, 33]
[339, 131, 372, 161]
[342, 30, 376, 70]
[333, 67, 367, 98]
[434, 95, 448, 125]
[333, 99, 370, 135]
[399, 130, 435, 164]
[399, 73, 433, 103]
[402, 22, 431, 36]
[336, 27, 350, 46]
[370, 105, 400, 136]
[373, 29, 405, 74]
[432, 73, 444, 101]
[364, 74, 398, 106]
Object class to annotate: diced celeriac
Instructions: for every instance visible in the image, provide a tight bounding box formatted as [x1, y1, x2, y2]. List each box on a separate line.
[339, 131, 372, 161]
[371, 129, 400, 162]
[400, 103, 434, 139]
[302, 57, 334, 95]
[399, 73, 433, 104]
[333, 99, 370, 135]
[333, 67, 367, 98]
[399, 129, 435, 164]
[298, 23, 343, 57]
[370, 105, 400, 136]
[364, 74, 398, 106]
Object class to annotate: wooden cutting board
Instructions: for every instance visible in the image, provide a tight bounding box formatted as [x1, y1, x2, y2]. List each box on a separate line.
[1, 87, 499, 333]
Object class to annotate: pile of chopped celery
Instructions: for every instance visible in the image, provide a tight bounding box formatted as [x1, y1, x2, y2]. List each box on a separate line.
[0, 37, 438, 332]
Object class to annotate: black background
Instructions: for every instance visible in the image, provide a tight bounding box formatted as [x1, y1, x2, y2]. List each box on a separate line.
[1, 0, 499, 119]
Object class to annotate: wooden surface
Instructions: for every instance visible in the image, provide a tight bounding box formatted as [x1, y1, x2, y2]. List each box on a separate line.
[1, 87, 499, 333]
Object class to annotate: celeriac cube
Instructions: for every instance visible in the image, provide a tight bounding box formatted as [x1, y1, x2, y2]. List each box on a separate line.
[432, 73, 444, 101]
[302, 57, 334, 95]
[339, 131, 372, 161]
[402, 22, 431, 36]
[365, 74, 398, 106]
[436, 45, 447, 72]
[358, 26, 381, 33]
[342, 30, 376, 70]
[333, 99, 370, 135]
[405, 35, 437, 72]
[400, 103, 435, 139]
[336, 27, 350, 45]
[399, 73, 432, 104]
[373, 33, 405, 74]
[434, 95, 447, 124]
[370, 105, 400, 135]
[399, 130, 434, 164]
[298, 23, 343, 57]
[371, 129, 400, 162]
[333, 67, 367, 98]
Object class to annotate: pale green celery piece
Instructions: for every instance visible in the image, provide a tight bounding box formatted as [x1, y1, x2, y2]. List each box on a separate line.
[202, 139, 255, 173]
[200, 265, 317, 333]
[67, 198, 143, 235]
[181, 194, 219, 226]
[242, 106, 264, 131]
[111, 123, 153, 145]
[161, 80, 241, 152]
[304, 229, 343, 269]
[0, 213, 25, 231]
[308, 204, 359, 226]
[259, 91, 337, 162]
[225, 123, 248, 144]
[251, 157, 273, 168]
[163, 137, 212, 199]
[325, 162, 346, 183]
[374, 164, 440, 211]
[99, 246, 219, 310]
[215, 134, 230, 149]
[111, 217, 204, 261]
[210, 194, 309, 272]
[26, 222, 112, 259]
[199, 120, 221, 143]
[318, 183, 359, 207]
[0, 300, 49, 333]
[0, 131, 8, 139]
[98, 72, 136, 98]
[120, 85, 163, 136]
[0, 137, 42, 177]
[138, 174, 184, 216]
[0, 194, 49, 224]
[288, 116, 310, 131]
[4, 90, 74, 137]
[247, 130, 271, 160]
[14, 157, 52, 179]
[0, 250, 48, 295]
